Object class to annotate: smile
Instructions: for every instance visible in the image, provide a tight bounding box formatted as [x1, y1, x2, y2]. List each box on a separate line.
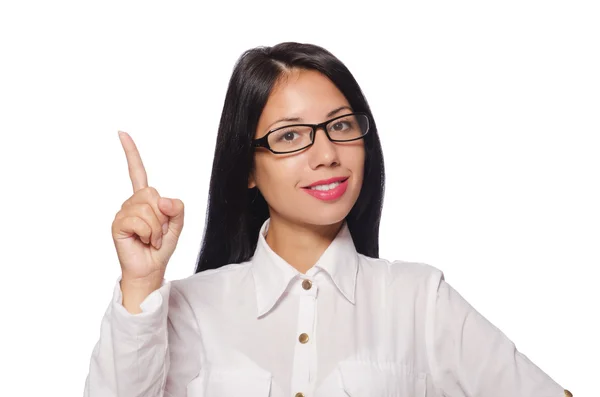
[302, 178, 349, 201]
[309, 181, 342, 191]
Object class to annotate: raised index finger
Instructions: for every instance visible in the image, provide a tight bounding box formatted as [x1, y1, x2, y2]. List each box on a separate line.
[118, 131, 148, 192]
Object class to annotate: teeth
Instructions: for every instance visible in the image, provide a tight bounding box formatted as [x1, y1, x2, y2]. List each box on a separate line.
[310, 181, 341, 191]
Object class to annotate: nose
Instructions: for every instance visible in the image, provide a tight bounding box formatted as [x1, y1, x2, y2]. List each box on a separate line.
[307, 127, 340, 169]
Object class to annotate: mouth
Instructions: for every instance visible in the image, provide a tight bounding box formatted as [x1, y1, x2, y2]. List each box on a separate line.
[301, 177, 350, 201]
[301, 176, 350, 191]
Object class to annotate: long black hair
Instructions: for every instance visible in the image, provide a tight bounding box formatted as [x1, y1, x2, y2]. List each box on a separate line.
[194, 42, 385, 273]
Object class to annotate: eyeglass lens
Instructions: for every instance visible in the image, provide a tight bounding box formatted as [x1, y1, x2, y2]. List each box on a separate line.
[268, 114, 369, 153]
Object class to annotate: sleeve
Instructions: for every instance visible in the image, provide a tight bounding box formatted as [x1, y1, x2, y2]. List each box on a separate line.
[424, 271, 569, 397]
[83, 276, 202, 397]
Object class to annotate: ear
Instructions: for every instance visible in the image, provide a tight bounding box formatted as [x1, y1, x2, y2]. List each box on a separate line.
[248, 171, 256, 189]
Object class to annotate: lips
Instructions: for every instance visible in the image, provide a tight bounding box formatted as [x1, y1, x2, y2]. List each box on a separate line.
[301, 176, 349, 189]
[302, 178, 349, 201]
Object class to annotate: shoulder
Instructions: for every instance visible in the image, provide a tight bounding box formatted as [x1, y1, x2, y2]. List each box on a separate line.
[357, 254, 445, 292]
[171, 261, 253, 301]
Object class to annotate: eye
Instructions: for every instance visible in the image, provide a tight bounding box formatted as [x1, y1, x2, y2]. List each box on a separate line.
[330, 120, 351, 131]
[283, 132, 298, 141]
[275, 130, 300, 143]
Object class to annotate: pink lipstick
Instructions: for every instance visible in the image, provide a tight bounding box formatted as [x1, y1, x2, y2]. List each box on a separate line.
[301, 177, 349, 201]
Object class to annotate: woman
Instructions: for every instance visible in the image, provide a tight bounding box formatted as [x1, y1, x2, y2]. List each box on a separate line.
[84, 42, 570, 397]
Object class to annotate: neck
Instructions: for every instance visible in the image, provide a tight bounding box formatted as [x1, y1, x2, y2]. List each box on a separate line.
[265, 213, 343, 274]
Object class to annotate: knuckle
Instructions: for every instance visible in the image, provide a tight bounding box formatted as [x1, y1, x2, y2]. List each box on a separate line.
[141, 205, 161, 230]
[143, 186, 159, 199]
[140, 203, 155, 218]
[116, 206, 132, 220]
[111, 219, 119, 234]
[121, 199, 131, 210]
[133, 217, 151, 234]
[113, 212, 127, 227]
[133, 187, 150, 202]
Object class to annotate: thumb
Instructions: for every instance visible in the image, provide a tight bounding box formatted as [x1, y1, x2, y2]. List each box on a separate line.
[158, 197, 185, 236]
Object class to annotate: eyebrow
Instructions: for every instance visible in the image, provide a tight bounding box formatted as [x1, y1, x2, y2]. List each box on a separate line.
[266, 105, 353, 131]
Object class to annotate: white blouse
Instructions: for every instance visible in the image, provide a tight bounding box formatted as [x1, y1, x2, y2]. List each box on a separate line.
[84, 218, 566, 397]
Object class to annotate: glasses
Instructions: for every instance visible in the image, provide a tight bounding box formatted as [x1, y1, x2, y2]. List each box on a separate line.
[252, 112, 370, 154]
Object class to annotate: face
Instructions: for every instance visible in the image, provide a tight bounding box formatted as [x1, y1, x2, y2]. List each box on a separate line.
[249, 69, 365, 228]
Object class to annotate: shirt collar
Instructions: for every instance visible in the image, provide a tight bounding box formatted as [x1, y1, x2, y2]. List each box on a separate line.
[251, 218, 359, 318]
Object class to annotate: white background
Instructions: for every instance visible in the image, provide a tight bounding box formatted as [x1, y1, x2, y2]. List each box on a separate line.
[0, 1, 598, 395]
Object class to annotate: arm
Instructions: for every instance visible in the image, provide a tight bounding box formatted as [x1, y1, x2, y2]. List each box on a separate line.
[425, 271, 569, 397]
[84, 277, 201, 397]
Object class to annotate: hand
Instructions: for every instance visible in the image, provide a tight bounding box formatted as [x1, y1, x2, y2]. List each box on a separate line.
[111, 131, 185, 287]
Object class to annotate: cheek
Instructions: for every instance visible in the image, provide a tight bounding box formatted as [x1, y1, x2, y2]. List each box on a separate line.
[342, 146, 366, 181]
[357, 149, 366, 178]
[254, 155, 301, 192]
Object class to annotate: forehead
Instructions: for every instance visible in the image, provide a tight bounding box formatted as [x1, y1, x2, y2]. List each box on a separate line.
[257, 69, 350, 133]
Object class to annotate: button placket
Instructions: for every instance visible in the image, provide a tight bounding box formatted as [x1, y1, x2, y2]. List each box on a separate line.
[291, 278, 318, 396]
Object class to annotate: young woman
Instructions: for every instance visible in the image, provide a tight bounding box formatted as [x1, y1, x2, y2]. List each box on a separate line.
[84, 42, 570, 397]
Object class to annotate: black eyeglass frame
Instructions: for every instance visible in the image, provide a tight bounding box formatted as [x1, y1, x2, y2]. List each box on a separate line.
[252, 112, 371, 154]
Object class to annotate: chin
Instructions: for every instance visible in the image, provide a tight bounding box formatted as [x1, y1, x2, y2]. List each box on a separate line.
[305, 213, 348, 226]
[302, 198, 357, 226]
[269, 185, 361, 227]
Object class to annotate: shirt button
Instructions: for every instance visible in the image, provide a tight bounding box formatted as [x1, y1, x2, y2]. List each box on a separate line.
[295, 393, 305, 397]
[298, 333, 309, 344]
[302, 279, 312, 290]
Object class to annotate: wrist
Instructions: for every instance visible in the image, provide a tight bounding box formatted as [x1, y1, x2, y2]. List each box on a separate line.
[120, 269, 164, 290]
[119, 273, 164, 314]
